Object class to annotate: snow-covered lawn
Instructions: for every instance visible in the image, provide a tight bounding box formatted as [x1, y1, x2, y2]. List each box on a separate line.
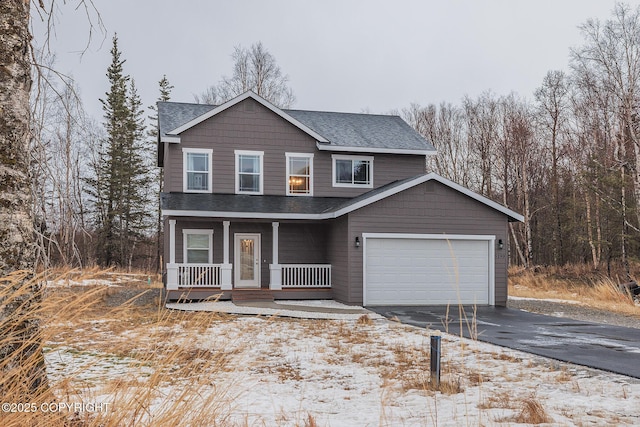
[42, 290, 640, 426]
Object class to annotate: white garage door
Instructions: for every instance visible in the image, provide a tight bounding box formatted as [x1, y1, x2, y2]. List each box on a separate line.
[364, 235, 493, 306]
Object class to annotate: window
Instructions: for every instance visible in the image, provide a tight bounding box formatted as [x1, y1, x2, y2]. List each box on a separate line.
[183, 229, 213, 263]
[332, 155, 373, 188]
[183, 148, 213, 193]
[286, 153, 313, 196]
[235, 150, 264, 194]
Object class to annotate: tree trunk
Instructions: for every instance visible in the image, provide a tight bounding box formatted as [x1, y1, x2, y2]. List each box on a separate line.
[0, 0, 49, 395]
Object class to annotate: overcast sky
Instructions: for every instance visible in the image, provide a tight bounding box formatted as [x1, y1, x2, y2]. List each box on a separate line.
[33, 0, 625, 121]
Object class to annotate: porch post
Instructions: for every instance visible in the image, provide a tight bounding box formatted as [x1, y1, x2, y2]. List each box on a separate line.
[220, 220, 232, 290]
[269, 221, 282, 290]
[167, 219, 178, 290]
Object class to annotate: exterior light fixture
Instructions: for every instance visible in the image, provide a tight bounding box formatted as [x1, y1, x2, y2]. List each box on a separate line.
[355, 236, 360, 248]
[498, 239, 504, 250]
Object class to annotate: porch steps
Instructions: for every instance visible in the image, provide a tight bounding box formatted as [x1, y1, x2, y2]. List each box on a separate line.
[231, 289, 275, 303]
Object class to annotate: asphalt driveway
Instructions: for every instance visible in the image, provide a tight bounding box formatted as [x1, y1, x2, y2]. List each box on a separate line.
[369, 305, 640, 379]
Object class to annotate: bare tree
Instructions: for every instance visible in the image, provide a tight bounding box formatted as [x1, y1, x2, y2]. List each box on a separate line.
[463, 92, 500, 197]
[404, 102, 472, 187]
[571, 3, 640, 242]
[535, 70, 570, 264]
[197, 42, 295, 108]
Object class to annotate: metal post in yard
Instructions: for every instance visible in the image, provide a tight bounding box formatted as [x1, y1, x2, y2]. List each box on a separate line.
[430, 335, 441, 388]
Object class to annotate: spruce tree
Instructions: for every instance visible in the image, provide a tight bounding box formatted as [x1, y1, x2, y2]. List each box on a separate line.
[148, 75, 173, 272]
[88, 34, 152, 267]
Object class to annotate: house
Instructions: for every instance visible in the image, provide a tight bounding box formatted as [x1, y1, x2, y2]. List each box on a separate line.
[158, 91, 523, 306]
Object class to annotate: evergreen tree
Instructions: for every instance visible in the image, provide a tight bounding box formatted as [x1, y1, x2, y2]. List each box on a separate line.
[87, 34, 152, 267]
[148, 75, 173, 272]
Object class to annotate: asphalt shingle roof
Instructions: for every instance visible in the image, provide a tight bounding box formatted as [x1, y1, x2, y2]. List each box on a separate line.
[158, 102, 216, 140]
[157, 99, 435, 153]
[161, 176, 425, 218]
[285, 109, 434, 152]
[161, 192, 350, 216]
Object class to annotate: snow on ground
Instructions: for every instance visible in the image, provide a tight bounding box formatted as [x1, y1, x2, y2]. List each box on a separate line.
[43, 302, 640, 426]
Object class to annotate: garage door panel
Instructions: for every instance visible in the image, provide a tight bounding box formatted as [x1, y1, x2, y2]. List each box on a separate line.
[365, 237, 491, 305]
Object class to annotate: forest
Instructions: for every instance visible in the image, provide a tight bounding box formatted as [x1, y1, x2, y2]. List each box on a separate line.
[28, 3, 640, 279]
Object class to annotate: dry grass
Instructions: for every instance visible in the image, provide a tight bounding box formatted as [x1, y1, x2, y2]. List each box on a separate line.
[515, 396, 553, 424]
[0, 269, 238, 427]
[2, 266, 637, 426]
[509, 264, 640, 318]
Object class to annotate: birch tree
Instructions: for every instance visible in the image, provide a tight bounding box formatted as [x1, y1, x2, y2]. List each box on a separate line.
[0, 0, 46, 398]
[571, 3, 640, 240]
[535, 70, 570, 264]
[197, 42, 295, 108]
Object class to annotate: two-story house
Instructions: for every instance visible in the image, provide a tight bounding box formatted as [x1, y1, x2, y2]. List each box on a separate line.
[158, 91, 522, 306]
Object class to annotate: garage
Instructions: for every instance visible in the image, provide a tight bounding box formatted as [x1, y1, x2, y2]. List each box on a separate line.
[363, 234, 495, 306]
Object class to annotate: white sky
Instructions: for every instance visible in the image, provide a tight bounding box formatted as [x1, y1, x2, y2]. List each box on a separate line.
[33, 0, 626, 121]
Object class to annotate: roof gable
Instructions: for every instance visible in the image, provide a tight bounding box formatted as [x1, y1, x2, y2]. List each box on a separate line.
[162, 91, 328, 143]
[158, 91, 436, 155]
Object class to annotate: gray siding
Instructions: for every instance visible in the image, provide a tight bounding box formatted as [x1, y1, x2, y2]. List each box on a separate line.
[327, 216, 350, 303]
[167, 218, 330, 289]
[164, 98, 426, 197]
[344, 180, 510, 306]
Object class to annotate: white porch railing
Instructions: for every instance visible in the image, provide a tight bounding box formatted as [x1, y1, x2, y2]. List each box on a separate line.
[177, 263, 222, 287]
[281, 264, 331, 288]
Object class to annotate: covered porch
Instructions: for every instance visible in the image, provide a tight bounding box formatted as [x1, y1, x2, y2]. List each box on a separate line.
[165, 219, 333, 300]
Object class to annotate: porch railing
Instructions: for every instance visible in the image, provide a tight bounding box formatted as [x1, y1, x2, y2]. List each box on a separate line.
[177, 263, 222, 287]
[281, 264, 331, 288]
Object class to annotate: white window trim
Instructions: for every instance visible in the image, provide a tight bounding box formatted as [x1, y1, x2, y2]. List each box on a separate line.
[332, 154, 374, 188]
[235, 150, 264, 195]
[285, 152, 314, 196]
[182, 148, 213, 193]
[182, 229, 213, 264]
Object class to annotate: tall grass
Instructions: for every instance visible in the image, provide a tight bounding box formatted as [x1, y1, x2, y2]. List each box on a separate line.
[509, 265, 640, 317]
[0, 269, 238, 427]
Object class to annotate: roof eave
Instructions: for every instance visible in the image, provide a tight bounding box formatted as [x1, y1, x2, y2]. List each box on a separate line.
[161, 135, 181, 143]
[315, 142, 437, 156]
[162, 173, 523, 223]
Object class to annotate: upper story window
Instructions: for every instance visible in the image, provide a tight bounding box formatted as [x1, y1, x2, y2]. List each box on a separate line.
[183, 148, 213, 193]
[332, 154, 373, 188]
[235, 150, 264, 195]
[183, 229, 213, 263]
[286, 153, 314, 196]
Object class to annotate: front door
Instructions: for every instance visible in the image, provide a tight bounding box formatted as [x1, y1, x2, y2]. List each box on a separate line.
[234, 233, 261, 288]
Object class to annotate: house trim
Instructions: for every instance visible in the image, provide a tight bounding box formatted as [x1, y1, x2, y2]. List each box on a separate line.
[361, 233, 496, 306]
[317, 142, 436, 156]
[332, 154, 374, 188]
[166, 91, 329, 144]
[182, 229, 214, 264]
[285, 152, 314, 196]
[235, 150, 264, 195]
[182, 148, 213, 193]
[162, 173, 524, 222]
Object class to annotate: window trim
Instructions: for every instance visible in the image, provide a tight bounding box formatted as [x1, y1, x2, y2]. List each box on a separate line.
[182, 148, 213, 193]
[332, 154, 374, 188]
[285, 152, 314, 196]
[235, 150, 264, 195]
[182, 229, 213, 264]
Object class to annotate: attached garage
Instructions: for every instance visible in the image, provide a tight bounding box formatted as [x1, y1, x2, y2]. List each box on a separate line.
[363, 234, 495, 306]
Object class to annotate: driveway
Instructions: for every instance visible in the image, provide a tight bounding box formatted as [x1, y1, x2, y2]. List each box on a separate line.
[368, 305, 640, 379]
